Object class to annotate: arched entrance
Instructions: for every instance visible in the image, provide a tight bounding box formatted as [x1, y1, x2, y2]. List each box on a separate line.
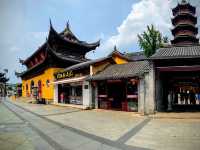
[38, 80, 42, 99]
[26, 84, 29, 97]
[30, 80, 34, 97]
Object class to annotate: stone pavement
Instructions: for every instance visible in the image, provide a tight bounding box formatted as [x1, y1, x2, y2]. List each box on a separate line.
[2, 97, 200, 150]
[126, 119, 200, 150]
[11, 99, 145, 141]
[0, 99, 54, 150]
[2, 98, 150, 150]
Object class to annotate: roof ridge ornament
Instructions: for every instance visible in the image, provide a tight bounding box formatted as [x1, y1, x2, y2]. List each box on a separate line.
[114, 45, 118, 51]
[66, 20, 70, 30]
[181, 0, 188, 4]
[49, 18, 53, 28]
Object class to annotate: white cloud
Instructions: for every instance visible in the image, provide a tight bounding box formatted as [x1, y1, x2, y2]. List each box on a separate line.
[93, 0, 200, 57]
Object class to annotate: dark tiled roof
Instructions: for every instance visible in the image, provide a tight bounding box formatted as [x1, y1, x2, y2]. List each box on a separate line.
[88, 61, 150, 81]
[150, 46, 200, 60]
[64, 57, 109, 71]
[126, 51, 146, 61]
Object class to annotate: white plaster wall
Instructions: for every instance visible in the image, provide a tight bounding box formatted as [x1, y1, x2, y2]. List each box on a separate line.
[82, 81, 92, 108]
[54, 84, 58, 104]
[144, 63, 156, 114]
[138, 78, 145, 114]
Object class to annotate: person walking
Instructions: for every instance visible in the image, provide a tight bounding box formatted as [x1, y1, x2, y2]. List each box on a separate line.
[197, 90, 200, 105]
[180, 89, 185, 104]
[189, 90, 196, 105]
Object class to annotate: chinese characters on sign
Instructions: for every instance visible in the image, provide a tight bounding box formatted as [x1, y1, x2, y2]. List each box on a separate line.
[55, 70, 74, 80]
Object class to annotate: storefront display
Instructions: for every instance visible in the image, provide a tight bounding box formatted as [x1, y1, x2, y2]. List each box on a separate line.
[97, 79, 138, 111]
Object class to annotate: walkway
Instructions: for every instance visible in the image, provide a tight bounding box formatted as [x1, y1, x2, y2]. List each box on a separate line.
[2, 98, 150, 150]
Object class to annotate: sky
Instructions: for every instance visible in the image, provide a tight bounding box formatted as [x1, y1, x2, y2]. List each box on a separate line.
[0, 0, 200, 83]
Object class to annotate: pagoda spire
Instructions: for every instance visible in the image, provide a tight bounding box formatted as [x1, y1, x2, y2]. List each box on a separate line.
[181, 0, 187, 3]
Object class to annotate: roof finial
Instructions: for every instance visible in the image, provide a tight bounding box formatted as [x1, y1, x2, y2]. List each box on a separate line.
[181, 0, 187, 4]
[66, 20, 70, 30]
[49, 18, 53, 28]
[114, 45, 117, 51]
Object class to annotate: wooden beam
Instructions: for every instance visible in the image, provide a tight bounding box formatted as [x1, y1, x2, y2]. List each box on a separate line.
[157, 65, 200, 72]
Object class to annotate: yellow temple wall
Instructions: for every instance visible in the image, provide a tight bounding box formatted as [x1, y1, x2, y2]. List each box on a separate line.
[113, 55, 128, 64]
[91, 55, 128, 75]
[22, 68, 61, 101]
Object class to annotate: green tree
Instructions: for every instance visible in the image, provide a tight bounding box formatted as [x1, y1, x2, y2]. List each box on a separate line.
[0, 71, 9, 83]
[138, 25, 163, 57]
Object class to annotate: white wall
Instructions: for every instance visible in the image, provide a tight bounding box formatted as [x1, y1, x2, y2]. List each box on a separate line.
[138, 62, 156, 114]
[82, 81, 92, 109]
[54, 84, 58, 104]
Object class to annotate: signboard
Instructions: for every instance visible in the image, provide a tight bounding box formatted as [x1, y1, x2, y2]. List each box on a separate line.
[55, 70, 74, 80]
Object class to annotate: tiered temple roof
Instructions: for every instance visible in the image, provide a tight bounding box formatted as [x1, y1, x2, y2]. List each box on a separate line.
[17, 21, 100, 79]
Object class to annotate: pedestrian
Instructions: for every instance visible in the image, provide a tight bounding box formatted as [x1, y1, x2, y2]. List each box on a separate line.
[60, 92, 64, 103]
[189, 90, 196, 105]
[185, 90, 189, 105]
[197, 90, 200, 105]
[180, 89, 184, 104]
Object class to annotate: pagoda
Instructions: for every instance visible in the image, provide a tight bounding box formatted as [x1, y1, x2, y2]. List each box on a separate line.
[171, 0, 199, 45]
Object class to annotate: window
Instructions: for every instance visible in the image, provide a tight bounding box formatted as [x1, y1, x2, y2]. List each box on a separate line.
[98, 82, 107, 95]
[75, 86, 82, 96]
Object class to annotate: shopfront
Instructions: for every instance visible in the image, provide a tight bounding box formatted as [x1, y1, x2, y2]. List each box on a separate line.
[89, 61, 150, 112]
[97, 78, 138, 111]
[53, 67, 92, 109]
[57, 81, 83, 105]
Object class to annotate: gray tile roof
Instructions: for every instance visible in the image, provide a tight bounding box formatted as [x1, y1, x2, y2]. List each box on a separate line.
[88, 61, 150, 81]
[150, 46, 200, 60]
[63, 57, 110, 71]
[126, 51, 147, 61]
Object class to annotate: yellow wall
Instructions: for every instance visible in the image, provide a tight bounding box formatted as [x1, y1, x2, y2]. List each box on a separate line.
[91, 55, 128, 75]
[91, 61, 111, 75]
[112, 55, 128, 64]
[22, 68, 61, 101]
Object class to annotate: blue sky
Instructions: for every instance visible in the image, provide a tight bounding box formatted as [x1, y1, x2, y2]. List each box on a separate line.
[0, 0, 200, 83]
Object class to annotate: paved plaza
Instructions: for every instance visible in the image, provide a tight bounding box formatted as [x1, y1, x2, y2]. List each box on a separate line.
[0, 98, 200, 150]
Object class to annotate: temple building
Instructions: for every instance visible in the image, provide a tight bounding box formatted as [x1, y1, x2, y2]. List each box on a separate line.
[84, 0, 200, 114]
[149, 0, 200, 113]
[52, 47, 131, 109]
[17, 21, 99, 103]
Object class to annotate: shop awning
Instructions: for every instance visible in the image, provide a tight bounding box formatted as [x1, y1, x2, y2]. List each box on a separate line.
[52, 76, 88, 84]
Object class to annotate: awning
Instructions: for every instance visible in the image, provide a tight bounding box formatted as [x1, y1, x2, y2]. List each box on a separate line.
[52, 76, 88, 84]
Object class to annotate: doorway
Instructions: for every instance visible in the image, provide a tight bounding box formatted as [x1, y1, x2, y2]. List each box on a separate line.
[158, 71, 200, 112]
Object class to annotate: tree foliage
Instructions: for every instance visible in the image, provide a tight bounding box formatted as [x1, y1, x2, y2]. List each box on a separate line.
[138, 25, 163, 57]
[0, 70, 9, 83]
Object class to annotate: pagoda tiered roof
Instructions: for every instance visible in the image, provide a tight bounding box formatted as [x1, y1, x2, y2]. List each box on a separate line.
[171, 13, 197, 26]
[171, 24, 198, 36]
[170, 0, 199, 45]
[172, 0, 196, 16]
